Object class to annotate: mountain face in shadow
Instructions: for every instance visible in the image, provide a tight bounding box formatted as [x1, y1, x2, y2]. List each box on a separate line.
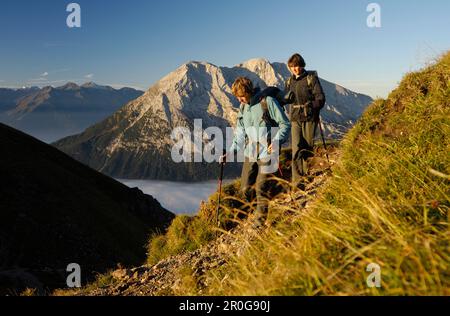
[0, 123, 175, 294]
[0, 83, 143, 143]
[0, 87, 40, 112]
[53, 59, 373, 181]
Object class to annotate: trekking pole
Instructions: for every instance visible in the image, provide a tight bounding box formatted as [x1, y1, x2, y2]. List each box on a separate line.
[270, 143, 284, 178]
[318, 117, 330, 165]
[215, 161, 225, 228]
[278, 164, 284, 178]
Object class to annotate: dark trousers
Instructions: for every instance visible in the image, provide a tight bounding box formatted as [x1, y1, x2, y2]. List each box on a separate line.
[240, 157, 275, 222]
[291, 120, 318, 187]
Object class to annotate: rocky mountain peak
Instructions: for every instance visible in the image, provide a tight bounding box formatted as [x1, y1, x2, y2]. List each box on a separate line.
[53, 58, 373, 181]
[81, 81, 99, 88]
[237, 57, 271, 70]
[232, 58, 286, 88]
[59, 82, 80, 91]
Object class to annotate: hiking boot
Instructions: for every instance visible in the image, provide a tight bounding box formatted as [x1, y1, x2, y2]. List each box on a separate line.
[251, 218, 265, 230]
[305, 174, 316, 183]
[246, 213, 267, 232]
[291, 180, 306, 192]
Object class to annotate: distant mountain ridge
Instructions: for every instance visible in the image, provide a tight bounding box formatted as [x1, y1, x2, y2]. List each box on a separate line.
[53, 58, 373, 181]
[0, 82, 143, 142]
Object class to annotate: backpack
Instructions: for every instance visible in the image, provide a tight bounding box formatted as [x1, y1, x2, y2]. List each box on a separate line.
[250, 86, 290, 128]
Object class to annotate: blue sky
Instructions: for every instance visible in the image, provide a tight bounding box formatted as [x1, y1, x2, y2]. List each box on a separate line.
[0, 0, 448, 98]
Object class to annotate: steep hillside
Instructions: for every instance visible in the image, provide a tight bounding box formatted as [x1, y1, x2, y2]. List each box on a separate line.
[0, 123, 175, 295]
[63, 52, 449, 296]
[53, 59, 372, 181]
[58, 145, 337, 296]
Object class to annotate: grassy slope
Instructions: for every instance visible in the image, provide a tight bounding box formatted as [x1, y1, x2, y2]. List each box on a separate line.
[200, 52, 450, 296]
[160, 52, 449, 296]
[80, 52, 448, 296]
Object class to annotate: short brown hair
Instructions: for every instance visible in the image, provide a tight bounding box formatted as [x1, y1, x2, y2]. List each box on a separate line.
[288, 53, 306, 68]
[232, 77, 253, 97]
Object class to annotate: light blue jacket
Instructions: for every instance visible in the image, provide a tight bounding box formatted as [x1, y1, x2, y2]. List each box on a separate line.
[229, 95, 291, 160]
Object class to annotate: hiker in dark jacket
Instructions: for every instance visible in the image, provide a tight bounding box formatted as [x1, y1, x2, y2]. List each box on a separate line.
[285, 53, 326, 189]
[220, 77, 291, 228]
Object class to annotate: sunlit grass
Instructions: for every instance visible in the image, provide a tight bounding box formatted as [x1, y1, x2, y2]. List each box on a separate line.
[173, 52, 450, 296]
[74, 52, 449, 297]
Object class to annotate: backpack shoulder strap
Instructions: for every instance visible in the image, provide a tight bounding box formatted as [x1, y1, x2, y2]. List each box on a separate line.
[306, 70, 318, 89]
[260, 97, 278, 127]
[286, 76, 293, 91]
[237, 103, 246, 124]
[260, 97, 269, 114]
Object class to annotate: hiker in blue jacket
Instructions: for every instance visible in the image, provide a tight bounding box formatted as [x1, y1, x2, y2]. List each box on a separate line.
[220, 77, 291, 228]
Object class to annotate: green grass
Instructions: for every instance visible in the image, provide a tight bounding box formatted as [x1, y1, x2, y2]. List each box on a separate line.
[170, 52, 450, 296]
[83, 52, 449, 297]
[147, 215, 217, 265]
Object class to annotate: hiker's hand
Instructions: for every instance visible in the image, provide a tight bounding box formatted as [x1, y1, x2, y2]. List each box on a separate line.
[268, 143, 278, 154]
[219, 154, 227, 164]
